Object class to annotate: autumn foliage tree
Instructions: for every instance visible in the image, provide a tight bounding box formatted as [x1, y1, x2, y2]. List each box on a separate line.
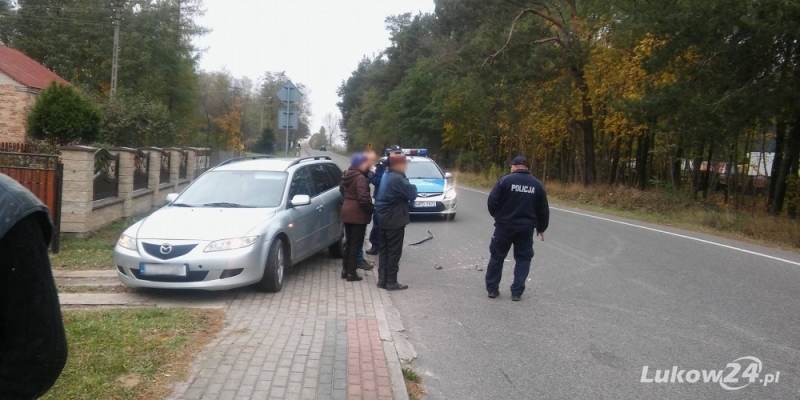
[338, 0, 800, 216]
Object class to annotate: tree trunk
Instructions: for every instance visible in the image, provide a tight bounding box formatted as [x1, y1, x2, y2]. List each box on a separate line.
[636, 133, 650, 191]
[768, 118, 787, 207]
[691, 140, 705, 199]
[572, 68, 596, 186]
[672, 146, 684, 189]
[609, 136, 621, 185]
[703, 139, 714, 199]
[771, 117, 800, 215]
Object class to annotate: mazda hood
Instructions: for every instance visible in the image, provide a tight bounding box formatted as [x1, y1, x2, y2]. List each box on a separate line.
[134, 207, 277, 241]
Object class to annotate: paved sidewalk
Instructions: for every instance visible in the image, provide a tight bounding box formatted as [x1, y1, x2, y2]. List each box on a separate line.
[167, 253, 411, 400]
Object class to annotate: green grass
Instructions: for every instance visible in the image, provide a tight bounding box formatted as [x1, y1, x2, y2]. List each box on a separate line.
[402, 367, 420, 383]
[51, 220, 133, 270]
[44, 308, 224, 400]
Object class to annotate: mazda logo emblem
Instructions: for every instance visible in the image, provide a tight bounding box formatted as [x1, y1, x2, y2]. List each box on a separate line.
[160, 244, 173, 254]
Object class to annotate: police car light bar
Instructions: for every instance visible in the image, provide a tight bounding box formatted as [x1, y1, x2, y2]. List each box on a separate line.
[385, 148, 428, 157]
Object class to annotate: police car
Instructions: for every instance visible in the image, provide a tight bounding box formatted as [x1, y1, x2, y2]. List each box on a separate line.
[385, 149, 457, 220]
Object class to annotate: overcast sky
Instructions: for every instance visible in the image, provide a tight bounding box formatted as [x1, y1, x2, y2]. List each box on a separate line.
[195, 0, 435, 132]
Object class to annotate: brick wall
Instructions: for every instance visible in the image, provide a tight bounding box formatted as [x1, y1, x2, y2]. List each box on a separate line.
[0, 84, 32, 143]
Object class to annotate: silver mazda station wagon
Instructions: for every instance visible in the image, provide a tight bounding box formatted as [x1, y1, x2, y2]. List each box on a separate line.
[114, 156, 345, 292]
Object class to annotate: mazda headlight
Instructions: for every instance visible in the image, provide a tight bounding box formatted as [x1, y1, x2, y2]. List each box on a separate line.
[204, 236, 260, 252]
[117, 234, 137, 250]
[444, 188, 457, 200]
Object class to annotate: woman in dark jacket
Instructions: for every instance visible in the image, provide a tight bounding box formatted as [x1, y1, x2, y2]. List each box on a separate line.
[339, 153, 374, 281]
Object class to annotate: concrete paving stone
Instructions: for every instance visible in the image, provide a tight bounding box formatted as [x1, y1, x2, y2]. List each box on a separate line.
[166, 252, 409, 400]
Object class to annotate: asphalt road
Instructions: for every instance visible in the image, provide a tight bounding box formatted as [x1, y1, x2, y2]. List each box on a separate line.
[306, 147, 800, 399]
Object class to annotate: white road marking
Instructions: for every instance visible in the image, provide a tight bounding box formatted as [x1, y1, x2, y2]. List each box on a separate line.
[456, 185, 800, 267]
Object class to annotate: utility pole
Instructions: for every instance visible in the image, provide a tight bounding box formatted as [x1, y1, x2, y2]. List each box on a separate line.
[110, 0, 126, 98]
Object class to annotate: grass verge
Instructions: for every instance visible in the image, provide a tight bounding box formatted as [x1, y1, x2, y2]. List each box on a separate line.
[50, 213, 149, 270]
[57, 285, 132, 294]
[43, 308, 224, 400]
[402, 367, 426, 400]
[454, 171, 800, 252]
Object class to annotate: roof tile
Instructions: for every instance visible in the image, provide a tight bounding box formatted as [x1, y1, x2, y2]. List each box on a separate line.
[0, 45, 69, 89]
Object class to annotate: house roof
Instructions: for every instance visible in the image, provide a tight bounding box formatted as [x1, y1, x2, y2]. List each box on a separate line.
[0, 45, 69, 89]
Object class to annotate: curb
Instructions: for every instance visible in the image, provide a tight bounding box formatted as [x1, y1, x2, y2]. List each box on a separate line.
[369, 271, 412, 400]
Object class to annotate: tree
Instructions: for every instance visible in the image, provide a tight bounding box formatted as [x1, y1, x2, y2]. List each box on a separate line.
[98, 93, 175, 147]
[27, 83, 101, 145]
[323, 113, 341, 146]
[251, 127, 277, 154]
[4, 0, 207, 143]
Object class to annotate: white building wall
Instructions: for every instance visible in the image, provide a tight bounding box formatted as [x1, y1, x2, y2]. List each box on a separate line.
[0, 71, 21, 86]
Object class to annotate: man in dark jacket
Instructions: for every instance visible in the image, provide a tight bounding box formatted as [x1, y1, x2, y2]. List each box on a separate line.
[485, 156, 550, 301]
[339, 154, 375, 282]
[0, 173, 68, 398]
[375, 152, 417, 290]
[366, 145, 399, 255]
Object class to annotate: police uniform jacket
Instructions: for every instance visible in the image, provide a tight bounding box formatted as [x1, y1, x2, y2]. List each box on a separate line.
[487, 169, 550, 232]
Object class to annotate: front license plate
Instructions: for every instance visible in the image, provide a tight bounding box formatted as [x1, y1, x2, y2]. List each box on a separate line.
[414, 201, 436, 208]
[140, 263, 187, 277]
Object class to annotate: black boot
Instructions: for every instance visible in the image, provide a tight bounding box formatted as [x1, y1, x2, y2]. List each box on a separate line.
[341, 267, 347, 279]
[366, 245, 379, 255]
[377, 268, 386, 289]
[345, 272, 363, 282]
[384, 270, 408, 291]
[357, 259, 374, 270]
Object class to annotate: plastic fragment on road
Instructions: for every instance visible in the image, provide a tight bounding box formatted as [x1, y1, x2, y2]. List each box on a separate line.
[409, 231, 434, 246]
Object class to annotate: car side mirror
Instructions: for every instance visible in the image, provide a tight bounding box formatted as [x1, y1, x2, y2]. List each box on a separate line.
[444, 172, 453, 179]
[290, 194, 311, 207]
[165, 193, 179, 204]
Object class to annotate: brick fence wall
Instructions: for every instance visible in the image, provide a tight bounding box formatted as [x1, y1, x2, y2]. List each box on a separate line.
[59, 146, 209, 236]
[0, 84, 33, 143]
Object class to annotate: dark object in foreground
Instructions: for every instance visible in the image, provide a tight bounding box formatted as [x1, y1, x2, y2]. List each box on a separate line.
[409, 231, 434, 246]
[0, 174, 68, 398]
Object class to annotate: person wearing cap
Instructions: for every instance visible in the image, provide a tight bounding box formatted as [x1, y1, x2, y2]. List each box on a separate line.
[374, 152, 417, 290]
[0, 173, 68, 398]
[365, 145, 401, 255]
[485, 156, 550, 301]
[339, 153, 375, 281]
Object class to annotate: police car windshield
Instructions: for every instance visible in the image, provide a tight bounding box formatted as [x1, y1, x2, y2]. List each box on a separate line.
[406, 162, 442, 179]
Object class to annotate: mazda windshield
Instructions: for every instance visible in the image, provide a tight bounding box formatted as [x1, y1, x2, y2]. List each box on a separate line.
[173, 171, 288, 208]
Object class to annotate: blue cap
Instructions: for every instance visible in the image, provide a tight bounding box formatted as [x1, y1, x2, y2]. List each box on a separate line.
[350, 153, 367, 168]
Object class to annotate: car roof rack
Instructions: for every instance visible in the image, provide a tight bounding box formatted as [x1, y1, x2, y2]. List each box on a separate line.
[218, 155, 274, 166]
[286, 156, 332, 168]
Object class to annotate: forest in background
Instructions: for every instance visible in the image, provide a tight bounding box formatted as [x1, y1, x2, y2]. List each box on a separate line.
[0, 0, 312, 152]
[337, 0, 800, 217]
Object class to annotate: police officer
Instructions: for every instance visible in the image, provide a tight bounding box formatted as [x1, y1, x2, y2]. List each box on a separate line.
[485, 156, 550, 301]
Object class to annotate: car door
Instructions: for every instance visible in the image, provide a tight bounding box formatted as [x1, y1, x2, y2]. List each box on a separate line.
[286, 166, 318, 261]
[323, 163, 344, 243]
[308, 163, 340, 248]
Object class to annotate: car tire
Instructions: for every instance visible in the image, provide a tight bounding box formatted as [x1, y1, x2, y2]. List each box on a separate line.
[329, 224, 345, 258]
[444, 213, 456, 221]
[257, 239, 286, 293]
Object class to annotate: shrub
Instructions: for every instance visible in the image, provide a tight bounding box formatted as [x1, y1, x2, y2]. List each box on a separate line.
[26, 83, 101, 145]
[99, 93, 175, 147]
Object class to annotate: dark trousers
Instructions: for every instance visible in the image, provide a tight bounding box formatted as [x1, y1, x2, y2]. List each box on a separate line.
[368, 212, 380, 247]
[378, 227, 405, 282]
[485, 224, 534, 296]
[344, 223, 367, 274]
